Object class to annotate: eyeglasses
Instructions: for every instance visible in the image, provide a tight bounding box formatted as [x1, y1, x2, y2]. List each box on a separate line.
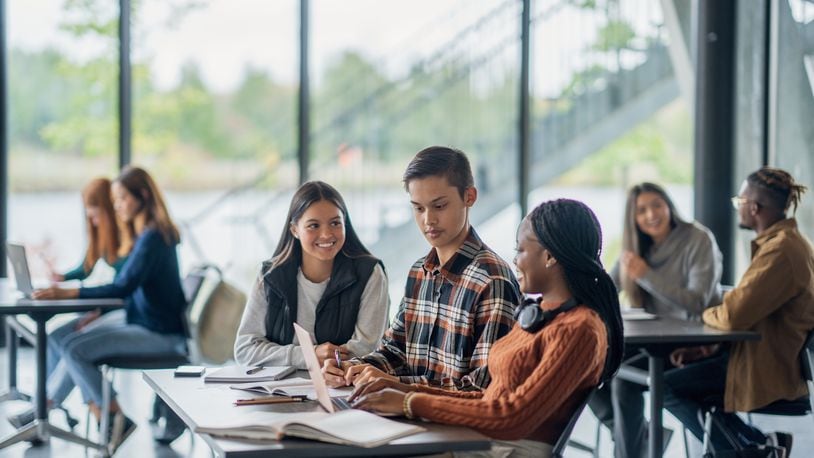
[731, 196, 760, 210]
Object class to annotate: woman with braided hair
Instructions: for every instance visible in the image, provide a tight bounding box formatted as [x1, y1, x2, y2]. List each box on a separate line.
[663, 166, 814, 456]
[347, 199, 623, 457]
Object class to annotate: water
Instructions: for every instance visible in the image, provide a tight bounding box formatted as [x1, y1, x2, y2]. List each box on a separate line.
[7, 184, 694, 305]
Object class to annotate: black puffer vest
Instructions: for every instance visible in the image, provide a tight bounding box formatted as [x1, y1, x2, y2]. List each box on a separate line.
[262, 252, 381, 345]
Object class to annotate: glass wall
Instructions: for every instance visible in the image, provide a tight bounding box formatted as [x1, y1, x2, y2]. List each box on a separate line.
[733, 0, 814, 276]
[529, 0, 694, 267]
[7, 0, 119, 284]
[772, 0, 814, 237]
[131, 0, 299, 288]
[309, 0, 521, 297]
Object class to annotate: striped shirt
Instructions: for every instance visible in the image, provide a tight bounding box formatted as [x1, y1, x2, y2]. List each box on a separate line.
[359, 228, 520, 388]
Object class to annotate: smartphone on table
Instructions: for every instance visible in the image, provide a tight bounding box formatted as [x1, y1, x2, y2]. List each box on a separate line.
[173, 365, 206, 377]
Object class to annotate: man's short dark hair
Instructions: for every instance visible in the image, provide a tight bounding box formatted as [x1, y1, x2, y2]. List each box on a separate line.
[402, 146, 474, 199]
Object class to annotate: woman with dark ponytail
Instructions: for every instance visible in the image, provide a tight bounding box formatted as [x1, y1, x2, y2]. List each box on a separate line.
[348, 199, 623, 457]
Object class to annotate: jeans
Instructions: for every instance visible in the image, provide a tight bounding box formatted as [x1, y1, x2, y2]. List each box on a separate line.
[59, 318, 185, 406]
[45, 310, 126, 406]
[663, 350, 766, 452]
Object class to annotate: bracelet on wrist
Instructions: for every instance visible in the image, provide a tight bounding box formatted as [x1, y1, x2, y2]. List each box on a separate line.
[402, 392, 416, 419]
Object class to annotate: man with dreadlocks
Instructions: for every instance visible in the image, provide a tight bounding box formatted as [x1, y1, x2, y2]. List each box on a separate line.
[664, 166, 814, 456]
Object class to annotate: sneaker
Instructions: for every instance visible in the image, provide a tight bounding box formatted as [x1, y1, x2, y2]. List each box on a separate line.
[6, 407, 35, 429]
[57, 406, 79, 430]
[105, 412, 137, 454]
[766, 432, 792, 458]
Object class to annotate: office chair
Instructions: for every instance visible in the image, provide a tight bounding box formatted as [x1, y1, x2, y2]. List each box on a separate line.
[92, 266, 211, 455]
[700, 329, 814, 455]
[553, 387, 596, 458]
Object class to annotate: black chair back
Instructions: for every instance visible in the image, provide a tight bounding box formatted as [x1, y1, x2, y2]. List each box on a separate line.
[800, 329, 814, 382]
[179, 264, 220, 340]
[552, 387, 595, 457]
[749, 329, 814, 416]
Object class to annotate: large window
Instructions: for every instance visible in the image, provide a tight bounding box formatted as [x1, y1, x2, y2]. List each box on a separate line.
[771, 0, 814, 236]
[7, 0, 119, 283]
[309, 0, 521, 292]
[529, 0, 694, 265]
[131, 0, 299, 288]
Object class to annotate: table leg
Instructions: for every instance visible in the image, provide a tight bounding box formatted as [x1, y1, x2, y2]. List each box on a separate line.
[0, 319, 30, 402]
[648, 355, 664, 458]
[0, 315, 107, 452]
[35, 319, 47, 421]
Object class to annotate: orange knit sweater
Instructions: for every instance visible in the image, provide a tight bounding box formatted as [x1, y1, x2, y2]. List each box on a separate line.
[409, 305, 607, 444]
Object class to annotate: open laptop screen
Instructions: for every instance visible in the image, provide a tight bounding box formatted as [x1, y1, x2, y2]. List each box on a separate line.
[6, 243, 34, 297]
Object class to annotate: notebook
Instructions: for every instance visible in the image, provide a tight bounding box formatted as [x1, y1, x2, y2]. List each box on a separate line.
[293, 322, 354, 412]
[195, 409, 424, 448]
[229, 377, 312, 395]
[203, 365, 296, 383]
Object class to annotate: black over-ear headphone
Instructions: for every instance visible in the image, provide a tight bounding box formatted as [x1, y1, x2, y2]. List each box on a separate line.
[514, 297, 579, 333]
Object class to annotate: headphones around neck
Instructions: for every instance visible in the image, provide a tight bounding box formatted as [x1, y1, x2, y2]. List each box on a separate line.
[514, 296, 579, 333]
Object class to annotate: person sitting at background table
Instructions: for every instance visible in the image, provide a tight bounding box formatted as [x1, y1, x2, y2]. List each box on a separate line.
[349, 198, 624, 458]
[589, 182, 723, 457]
[30, 166, 187, 453]
[663, 167, 814, 456]
[7, 177, 132, 430]
[322, 146, 520, 390]
[233, 180, 389, 369]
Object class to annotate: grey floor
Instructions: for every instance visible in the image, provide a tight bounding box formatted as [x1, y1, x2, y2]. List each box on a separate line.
[0, 347, 811, 457]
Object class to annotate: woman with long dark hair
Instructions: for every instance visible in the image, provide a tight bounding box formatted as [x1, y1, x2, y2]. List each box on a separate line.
[591, 182, 723, 457]
[234, 181, 389, 369]
[348, 199, 623, 457]
[31, 166, 187, 452]
[616, 182, 722, 317]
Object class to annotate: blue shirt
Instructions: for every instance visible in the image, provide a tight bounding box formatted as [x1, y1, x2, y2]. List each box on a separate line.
[79, 227, 186, 335]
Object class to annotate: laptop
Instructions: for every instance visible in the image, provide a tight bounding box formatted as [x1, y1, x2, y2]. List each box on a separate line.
[6, 243, 35, 298]
[5, 242, 124, 307]
[293, 322, 353, 413]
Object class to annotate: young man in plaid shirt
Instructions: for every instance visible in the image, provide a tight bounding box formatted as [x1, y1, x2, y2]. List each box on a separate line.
[323, 146, 520, 390]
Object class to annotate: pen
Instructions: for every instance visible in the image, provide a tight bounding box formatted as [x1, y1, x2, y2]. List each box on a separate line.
[234, 395, 307, 406]
[334, 348, 342, 368]
[246, 366, 264, 375]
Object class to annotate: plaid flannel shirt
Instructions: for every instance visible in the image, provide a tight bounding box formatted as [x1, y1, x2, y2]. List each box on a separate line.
[359, 228, 520, 388]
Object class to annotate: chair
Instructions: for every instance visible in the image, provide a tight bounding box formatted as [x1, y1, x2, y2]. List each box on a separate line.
[93, 265, 212, 454]
[552, 387, 596, 458]
[700, 329, 814, 455]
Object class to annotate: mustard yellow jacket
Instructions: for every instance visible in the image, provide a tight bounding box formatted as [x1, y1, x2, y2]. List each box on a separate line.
[703, 219, 814, 412]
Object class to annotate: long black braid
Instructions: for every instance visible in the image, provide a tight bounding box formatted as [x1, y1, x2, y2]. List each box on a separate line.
[529, 199, 624, 384]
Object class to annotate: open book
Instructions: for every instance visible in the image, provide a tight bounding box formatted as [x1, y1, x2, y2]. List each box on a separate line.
[229, 377, 312, 395]
[195, 409, 424, 448]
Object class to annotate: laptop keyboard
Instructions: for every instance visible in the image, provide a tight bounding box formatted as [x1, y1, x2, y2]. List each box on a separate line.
[331, 396, 352, 411]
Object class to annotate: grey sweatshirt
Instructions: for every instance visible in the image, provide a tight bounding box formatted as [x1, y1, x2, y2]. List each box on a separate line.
[611, 221, 723, 319]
